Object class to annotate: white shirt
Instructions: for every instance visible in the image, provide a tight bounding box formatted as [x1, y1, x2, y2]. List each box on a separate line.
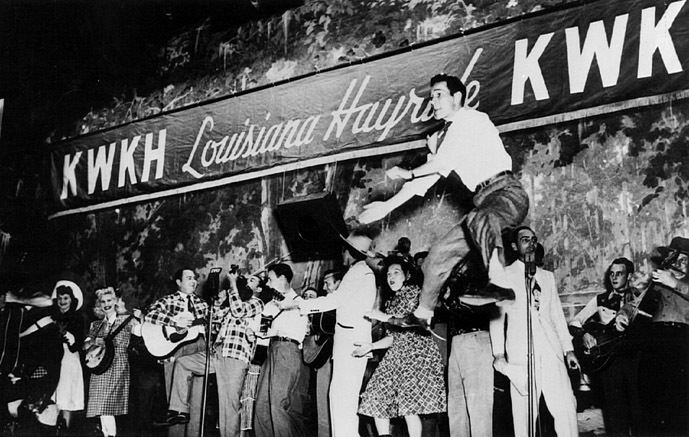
[432, 107, 512, 191]
[262, 289, 308, 343]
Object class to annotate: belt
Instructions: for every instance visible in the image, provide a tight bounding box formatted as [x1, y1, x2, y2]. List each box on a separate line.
[456, 327, 487, 335]
[475, 170, 513, 193]
[272, 336, 301, 346]
[654, 321, 689, 329]
[337, 322, 354, 329]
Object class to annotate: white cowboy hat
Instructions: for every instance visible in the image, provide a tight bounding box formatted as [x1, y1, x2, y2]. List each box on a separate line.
[52, 279, 83, 311]
[341, 233, 376, 258]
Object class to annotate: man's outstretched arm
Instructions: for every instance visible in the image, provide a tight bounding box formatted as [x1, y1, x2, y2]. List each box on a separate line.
[358, 174, 440, 224]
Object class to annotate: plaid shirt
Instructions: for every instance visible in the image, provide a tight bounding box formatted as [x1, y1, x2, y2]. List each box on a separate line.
[144, 291, 209, 327]
[213, 288, 264, 363]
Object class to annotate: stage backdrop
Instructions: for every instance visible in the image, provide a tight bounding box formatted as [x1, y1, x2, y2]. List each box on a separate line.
[46, 0, 689, 319]
[48, 0, 689, 217]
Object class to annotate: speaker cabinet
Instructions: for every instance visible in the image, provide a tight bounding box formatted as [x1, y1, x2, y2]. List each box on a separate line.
[274, 192, 347, 260]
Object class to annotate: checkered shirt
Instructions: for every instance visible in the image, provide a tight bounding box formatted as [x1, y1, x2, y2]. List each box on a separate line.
[213, 289, 264, 364]
[144, 291, 209, 327]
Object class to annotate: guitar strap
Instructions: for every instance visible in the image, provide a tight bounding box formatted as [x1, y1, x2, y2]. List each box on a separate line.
[266, 295, 297, 330]
[107, 314, 135, 340]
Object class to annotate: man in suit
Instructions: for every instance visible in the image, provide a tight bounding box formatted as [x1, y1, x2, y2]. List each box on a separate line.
[283, 231, 377, 437]
[489, 226, 579, 437]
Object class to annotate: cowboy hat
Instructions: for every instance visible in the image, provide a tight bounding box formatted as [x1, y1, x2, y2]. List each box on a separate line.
[658, 237, 689, 255]
[340, 233, 376, 258]
[52, 279, 83, 311]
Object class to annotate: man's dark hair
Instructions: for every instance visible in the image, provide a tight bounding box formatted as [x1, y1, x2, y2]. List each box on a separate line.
[267, 263, 293, 283]
[323, 269, 343, 283]
[430, 73, 467, 106]
[510, 225, 535, 244]
[173, 268, 194, 283]
[604, 257, 635, 293]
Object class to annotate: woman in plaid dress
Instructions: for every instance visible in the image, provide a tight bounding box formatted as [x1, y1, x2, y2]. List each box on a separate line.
[356, 256, 446, 437]
[84, 287, 139, 437]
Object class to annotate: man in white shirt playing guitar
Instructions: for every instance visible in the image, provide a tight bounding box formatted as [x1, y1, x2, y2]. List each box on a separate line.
[143, 267, 209, 425]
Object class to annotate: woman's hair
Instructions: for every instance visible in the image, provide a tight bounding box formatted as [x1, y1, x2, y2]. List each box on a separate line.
[380, 254, 417, 302]
[93, 286, 127, 318]
[54, 284, 78, 312]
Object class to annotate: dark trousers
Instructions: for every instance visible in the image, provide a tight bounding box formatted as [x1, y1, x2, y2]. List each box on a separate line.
[254, 341, 310, 437]
[638, 323, 689, 436]
[419, 174, 529, 311]
[598, 354, 641, 437]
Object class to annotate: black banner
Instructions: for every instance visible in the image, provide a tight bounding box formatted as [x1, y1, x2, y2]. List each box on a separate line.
[48, 0, 689, 216]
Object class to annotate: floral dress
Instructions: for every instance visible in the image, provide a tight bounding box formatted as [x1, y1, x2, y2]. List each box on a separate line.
[359, 284, 446, 418]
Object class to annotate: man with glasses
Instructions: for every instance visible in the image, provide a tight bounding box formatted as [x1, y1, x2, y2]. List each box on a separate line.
[358, 73, 529, 328]
[489, 226, 579, 437]
[570, 258, 642, 436]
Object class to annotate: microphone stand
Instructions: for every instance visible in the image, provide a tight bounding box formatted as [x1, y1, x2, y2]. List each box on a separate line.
[524, 253, 536, 437]
[200, 267, 222, 437]
[199, 303, 213, 437]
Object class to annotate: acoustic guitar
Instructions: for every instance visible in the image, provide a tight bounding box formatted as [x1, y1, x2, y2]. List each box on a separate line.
[302, 310, 336, 368]
[141, 311, 206, 358]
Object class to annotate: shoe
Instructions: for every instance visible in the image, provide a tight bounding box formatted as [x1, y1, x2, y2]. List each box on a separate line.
[386, 314, 431, 331]
[459, 282, 515, 306]
[165, 411, 190, 425]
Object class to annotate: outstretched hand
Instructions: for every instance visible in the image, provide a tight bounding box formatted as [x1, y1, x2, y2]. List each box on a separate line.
[364, 309, 390, 323]
[358, 202, 391, 224]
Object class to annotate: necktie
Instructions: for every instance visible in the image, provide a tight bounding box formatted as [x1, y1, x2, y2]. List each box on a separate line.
[436, 121, 452, 146]
[186, 295, 196, 318]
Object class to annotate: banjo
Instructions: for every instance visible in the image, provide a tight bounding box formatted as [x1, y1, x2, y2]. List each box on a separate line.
[84, 314, 134, 374]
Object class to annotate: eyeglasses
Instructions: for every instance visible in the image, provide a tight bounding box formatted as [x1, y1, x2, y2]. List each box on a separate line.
[609, 271, 626, 278]
[519, 236, 538, 244]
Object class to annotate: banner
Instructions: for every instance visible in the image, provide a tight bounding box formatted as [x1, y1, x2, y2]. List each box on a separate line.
[48, 0, 689, 217]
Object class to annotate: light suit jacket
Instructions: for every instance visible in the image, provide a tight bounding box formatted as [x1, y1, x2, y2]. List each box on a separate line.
[299, 261, 376, 357]
[490, 260, 573, 367]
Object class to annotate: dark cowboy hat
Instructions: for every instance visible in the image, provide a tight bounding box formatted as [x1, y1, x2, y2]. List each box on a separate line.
[652, 236, 689, 266]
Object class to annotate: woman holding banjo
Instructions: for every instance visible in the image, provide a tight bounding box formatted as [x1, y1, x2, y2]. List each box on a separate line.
[84, 287, 139, 437]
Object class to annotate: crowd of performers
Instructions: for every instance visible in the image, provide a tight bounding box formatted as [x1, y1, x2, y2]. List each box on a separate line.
[1, 73, 689, 437]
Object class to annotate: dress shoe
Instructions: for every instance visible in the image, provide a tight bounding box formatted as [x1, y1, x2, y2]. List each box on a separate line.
[459, 282, 515, 306]
[165, 411, 190, 425]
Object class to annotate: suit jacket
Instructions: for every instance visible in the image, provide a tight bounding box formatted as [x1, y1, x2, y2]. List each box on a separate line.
[299, 261, 376, 356]
[490, 260, 573, 366]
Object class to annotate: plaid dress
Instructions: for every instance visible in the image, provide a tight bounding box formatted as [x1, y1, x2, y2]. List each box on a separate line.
[359, 284, 446, 418]
[86, 314, 136, 417]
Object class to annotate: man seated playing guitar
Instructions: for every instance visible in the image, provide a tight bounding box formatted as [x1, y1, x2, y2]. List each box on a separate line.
[143, 267, 209, 425]
[569, 257, 644, 436]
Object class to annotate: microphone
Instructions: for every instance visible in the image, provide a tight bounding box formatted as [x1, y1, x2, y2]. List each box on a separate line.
[524, 251, 537, 277]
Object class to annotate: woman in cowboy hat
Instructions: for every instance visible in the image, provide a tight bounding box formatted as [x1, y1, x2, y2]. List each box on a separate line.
[51, 280, 85, 433]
